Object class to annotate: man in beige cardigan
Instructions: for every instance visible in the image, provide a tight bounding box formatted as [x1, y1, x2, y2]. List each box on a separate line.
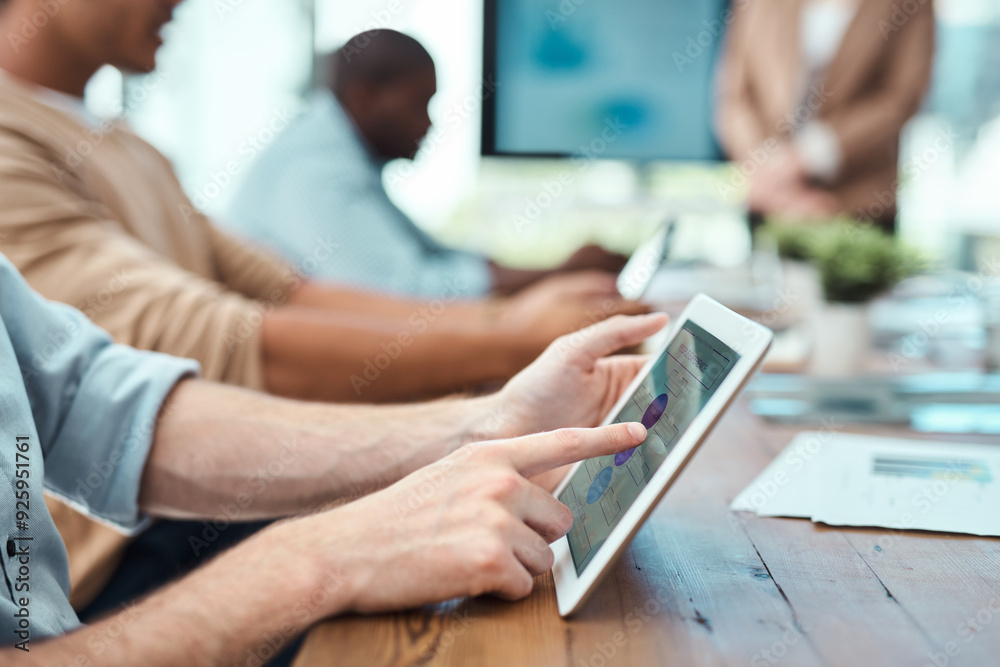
[716, 0, 935, 226]
[0, 0, 645, 619]
[0, 60, 636, 406]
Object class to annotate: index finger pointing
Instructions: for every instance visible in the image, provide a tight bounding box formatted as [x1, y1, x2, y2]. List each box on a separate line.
[501, 423, 647, 478]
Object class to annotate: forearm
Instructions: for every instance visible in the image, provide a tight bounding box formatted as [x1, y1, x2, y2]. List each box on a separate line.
[261, 304, 529, 402]
[9, 523, 343, 667]
[289, 280, 486, 321]
[139, 378, 511, 520]
[716, 42, 767, 157]
[489, 262, 548, 295]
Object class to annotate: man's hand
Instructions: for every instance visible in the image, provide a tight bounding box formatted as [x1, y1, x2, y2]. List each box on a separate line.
[295, 422, 647, 613]
[494, 272, 650, 363]
[496, 312, 669, 437]
[490, 312, 668, 490]
[558, 244, 629, 274]
[11, 423, 646, 667]
[748, 145, 840, 220]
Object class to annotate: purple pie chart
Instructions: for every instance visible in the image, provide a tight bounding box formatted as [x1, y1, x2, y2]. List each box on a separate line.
[587, 466, 613, 504]
[616, 393, 668, 466]
[641, 393, 669, 429]
[614, 447, 637, 466]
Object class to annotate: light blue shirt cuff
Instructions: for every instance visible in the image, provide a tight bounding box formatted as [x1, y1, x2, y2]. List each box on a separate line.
[42, 349, 199, 535]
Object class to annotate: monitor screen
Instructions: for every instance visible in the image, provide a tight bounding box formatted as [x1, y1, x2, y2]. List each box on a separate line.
[558, 320, 740, 574]
[482, 0, 730, 161]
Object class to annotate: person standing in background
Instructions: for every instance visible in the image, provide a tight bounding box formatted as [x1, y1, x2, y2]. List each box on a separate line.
[716, 0, 935, 229]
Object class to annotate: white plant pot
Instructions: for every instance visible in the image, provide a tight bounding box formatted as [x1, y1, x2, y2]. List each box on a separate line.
[809, 301, 871, 377]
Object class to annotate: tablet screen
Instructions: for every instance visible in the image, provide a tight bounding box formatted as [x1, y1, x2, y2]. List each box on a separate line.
[559, 320, 740, 574]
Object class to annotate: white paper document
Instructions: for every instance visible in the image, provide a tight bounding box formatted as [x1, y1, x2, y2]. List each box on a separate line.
[731, 432, 1000, 537]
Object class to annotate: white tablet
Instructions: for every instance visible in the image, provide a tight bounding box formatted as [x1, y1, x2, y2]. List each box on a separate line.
[616, 219, 676, 301]
[552, 294, 773, 616]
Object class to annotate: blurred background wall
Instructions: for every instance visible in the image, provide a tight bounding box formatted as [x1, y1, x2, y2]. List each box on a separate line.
[84, 0, 1000, 269]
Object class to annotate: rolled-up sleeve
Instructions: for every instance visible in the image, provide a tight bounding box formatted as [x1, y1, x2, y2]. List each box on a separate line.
[1, 256, 198, 533]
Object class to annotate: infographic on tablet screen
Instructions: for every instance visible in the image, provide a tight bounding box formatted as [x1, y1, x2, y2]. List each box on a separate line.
[559, 320, 740, 574]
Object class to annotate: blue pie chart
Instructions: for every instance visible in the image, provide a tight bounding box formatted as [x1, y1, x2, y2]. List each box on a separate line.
[587, 466, 614, 504]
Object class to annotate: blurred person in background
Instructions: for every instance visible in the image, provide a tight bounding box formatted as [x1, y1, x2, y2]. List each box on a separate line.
[0, 0, 645, 646]
[227, 29, 628, 298]
[716, 0, 935, 230]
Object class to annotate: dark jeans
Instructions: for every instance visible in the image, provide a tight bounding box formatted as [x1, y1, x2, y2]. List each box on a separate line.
[78, 519, 304, 667]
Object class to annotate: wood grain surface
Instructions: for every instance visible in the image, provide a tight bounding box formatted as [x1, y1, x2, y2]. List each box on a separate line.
[293, 400, 1000, 667]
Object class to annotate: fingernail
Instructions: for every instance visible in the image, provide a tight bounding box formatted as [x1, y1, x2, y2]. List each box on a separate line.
[627, 422, 647, 441]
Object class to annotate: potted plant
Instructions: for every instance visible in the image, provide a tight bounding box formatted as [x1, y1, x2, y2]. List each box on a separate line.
[755, 220, 837, 313]
[808, 223, 925, 376]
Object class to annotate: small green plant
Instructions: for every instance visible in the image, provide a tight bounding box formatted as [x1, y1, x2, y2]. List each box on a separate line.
[758, 220, 926, 303]
[757, 221, 825, 262]
[811, 224, 926, 303]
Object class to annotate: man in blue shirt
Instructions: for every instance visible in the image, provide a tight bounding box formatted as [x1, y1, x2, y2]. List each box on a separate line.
[227, 29, 626, 299]
[0, 251, 662, 662]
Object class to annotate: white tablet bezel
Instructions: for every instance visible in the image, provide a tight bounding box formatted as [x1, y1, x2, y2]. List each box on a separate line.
[616, 219, 676, 301]
[551, 293, 773, 616]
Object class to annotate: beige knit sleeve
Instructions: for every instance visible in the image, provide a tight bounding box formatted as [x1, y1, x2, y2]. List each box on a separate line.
[205, 221, 300, 303]
[0, 131, 272, 391]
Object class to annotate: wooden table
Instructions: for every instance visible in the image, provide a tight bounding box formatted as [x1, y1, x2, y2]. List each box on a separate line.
[294, 400, 1000, 667]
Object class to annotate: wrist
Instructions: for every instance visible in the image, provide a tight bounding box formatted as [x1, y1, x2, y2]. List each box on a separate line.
[261, 517, 362, 621]
[475, 298, 541, 379]
[467, 392, 523, 444]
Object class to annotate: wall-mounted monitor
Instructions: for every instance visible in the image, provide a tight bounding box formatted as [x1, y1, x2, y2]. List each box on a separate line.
[482, 0, 729, 161]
